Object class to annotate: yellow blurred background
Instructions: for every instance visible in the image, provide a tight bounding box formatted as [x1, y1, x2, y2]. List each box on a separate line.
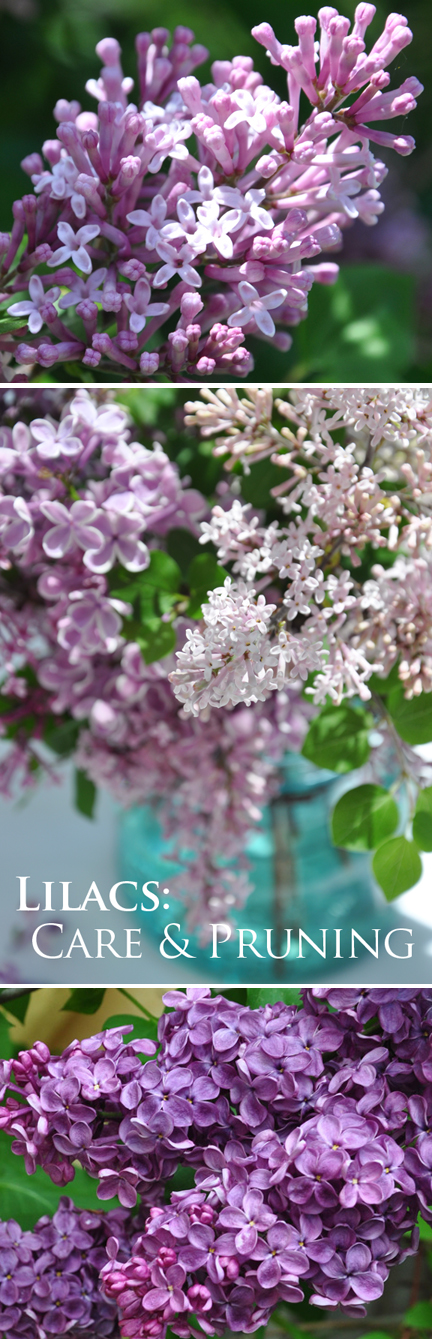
[8, 988, 166, 1051]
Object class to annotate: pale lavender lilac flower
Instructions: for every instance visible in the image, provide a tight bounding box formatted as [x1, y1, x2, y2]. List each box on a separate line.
[0, 10, 421, 381]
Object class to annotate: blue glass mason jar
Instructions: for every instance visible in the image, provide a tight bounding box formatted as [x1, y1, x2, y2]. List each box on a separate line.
[118, 751, 397, 983]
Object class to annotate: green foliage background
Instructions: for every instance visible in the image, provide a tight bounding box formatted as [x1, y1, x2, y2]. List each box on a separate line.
[0, 0, 431, 380]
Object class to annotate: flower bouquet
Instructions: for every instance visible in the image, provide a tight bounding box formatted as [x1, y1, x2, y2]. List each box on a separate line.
[1, 384, 432, 943]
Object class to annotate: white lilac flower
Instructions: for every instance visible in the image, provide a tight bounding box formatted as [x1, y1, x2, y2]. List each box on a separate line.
[47, 222, 101, 274]
[227, 281, 288, 336]
[123, 278, 170, 333]
[7, 275, 61, 333]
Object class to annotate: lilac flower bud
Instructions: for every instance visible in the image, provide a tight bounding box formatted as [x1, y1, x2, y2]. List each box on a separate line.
[111, 157, 142, 198]
[41, 138, 63, 165]
[21, 153, 43, 177]
[167, 330, 189, 371]
[96, 38, 122, 66]
[120, 259, 147, 282]
[195, 355, 216, 373]
[37, 339, 84, 366]
[140, 351, 159, 373]
[179, 291, 203, 324]
[76, 299, 99, 337]
[82, 347, 102, 366]
[53, 98, 81, 122]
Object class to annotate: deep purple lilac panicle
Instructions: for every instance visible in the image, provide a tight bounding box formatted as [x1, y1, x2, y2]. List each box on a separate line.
[0, 1197, 132, 1339]
[1, 990, 432, 1333]
[0, 9, 422, 381]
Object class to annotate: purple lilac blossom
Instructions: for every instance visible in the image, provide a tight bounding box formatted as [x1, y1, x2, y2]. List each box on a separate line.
[0, 1197, 132, 1339]
[0, 10, 422, 382]
[1, 991, 432, 1330]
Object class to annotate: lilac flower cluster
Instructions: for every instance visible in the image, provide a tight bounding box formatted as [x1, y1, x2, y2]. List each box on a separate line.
[0, 9, 421, 381]
[0, 1197, 132, 1339]
[1, 990, 432, 1332]
[0, 390, 199, 704]
[176, 385, 432, 709]
[0, 388, 204, 578]
[74, 675, 308, 934]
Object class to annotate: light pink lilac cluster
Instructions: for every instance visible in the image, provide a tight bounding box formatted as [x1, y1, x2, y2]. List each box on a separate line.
[1, 989, 432, 1330]
[0, 8, 421, 381]
[74, 673, 308, 933]
[0, 389, 310, 932]
[175, 386, 432, 711]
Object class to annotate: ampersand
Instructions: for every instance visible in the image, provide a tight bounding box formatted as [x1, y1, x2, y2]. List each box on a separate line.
[159, 922, 196, 958]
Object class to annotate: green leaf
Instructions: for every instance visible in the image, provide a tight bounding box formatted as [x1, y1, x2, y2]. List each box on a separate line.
[62, 989, 106, 1014]
[0, 989, 33, 1024]
[272, 1312, 305, 1338]
[66, 1163, 108, 1211]
[291, 265, 414, 382]
[302, 703, 371, 773]
[0, 316, 28, 333]
[103, 1013, 159, 1046]
[413, 786, 432, 851]
[0, 1131, 108, 1224]
[418, 1214, 432, 1241]
[404, 1302, 432, 1329]
[166, 528, 202, 576]
[44, 717, 80, 756]
[111, 552, 182, 620]
[357, 1333, 397, 1339]
[74, 768, 96, 818]
[372, 836, 422, 900]
[114, 552, 183, 662]
[136, 620, 177, 664]
[0, 1131, 63, 1225]
[331, 784, 399, 851]
[214, 988, 248, 1003]
[247, 988, 302, 1009]
[387, 685, 432, 745]
[116, 389, 176, 423]
[187, 553, 228, 617]
[367, 662, 401, 697]
[141, 550, 182, 595]
[239, 457, 285, 509]
[168, 1165, 196, 1195]
[0, 1011, 14, 1059]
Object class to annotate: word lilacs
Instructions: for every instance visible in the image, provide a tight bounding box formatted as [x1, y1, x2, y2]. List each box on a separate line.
[0, 8, 421, 381]
[0, 388, 310, 933]
[175, 385, 432, 712]
[1, 988, 432, 1334]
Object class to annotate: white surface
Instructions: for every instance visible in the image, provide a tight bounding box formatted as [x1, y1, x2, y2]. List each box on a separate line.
[0, 761, 431, 986]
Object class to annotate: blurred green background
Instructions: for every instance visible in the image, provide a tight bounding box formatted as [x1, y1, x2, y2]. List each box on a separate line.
[0, 0, 431, 382]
